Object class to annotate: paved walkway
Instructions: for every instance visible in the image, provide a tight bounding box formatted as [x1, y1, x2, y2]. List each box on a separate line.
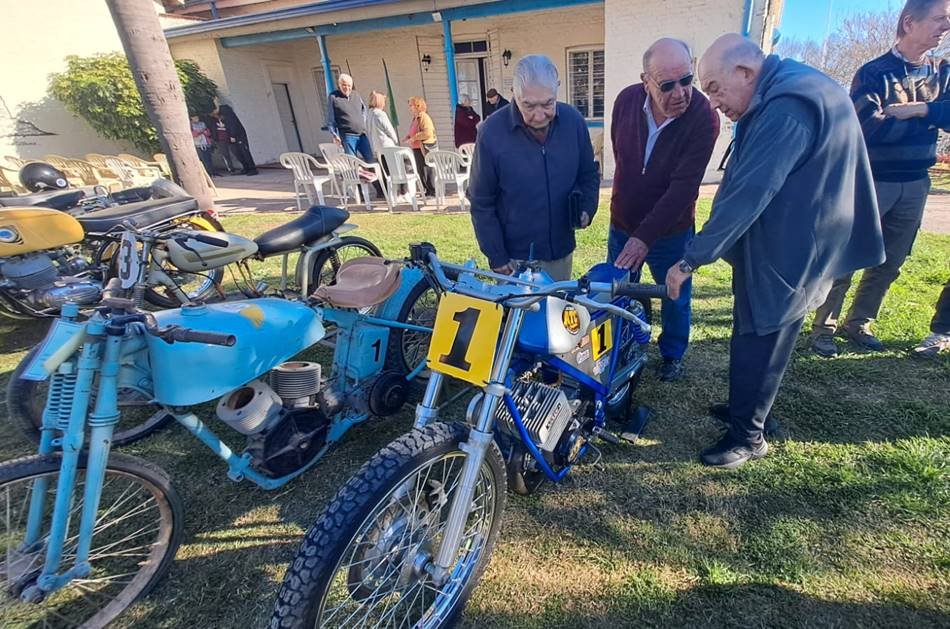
[211, 168, 950, 234]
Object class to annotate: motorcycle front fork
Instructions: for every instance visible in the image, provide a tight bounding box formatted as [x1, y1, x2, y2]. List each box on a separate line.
[21, 323, 121, 599]
[419, 308, 525, 586]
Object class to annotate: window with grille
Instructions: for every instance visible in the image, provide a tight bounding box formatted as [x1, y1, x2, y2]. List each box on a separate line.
[567, 48, 604, 119]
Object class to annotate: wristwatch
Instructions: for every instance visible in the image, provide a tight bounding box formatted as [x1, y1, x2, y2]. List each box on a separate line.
[677, 259, 694, 274]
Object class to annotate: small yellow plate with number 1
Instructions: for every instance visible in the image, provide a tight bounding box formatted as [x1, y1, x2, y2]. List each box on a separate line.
[590, 318, 613, 360]
[426, 293, 504, 386]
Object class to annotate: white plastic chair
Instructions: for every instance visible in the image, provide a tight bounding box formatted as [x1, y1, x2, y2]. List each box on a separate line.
[378, 146, 425, 212]
[458, 143, 476, 171]
[424, 149, 470, 211]
[324, 153, 381, 211]
[279, 152, 334, 210]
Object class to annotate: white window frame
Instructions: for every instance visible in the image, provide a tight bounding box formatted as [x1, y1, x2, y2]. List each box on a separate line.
[566, 45, 605, 121]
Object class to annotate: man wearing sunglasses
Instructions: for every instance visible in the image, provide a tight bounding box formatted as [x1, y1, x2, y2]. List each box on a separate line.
[608, 37, 719, 382]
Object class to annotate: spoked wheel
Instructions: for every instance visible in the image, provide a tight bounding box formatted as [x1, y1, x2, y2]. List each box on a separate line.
[0, 452, 183, 629]
[387, 277, 439, 378]
[271, 422, 506, 629]
[145, 214, 226, 308]
[310, 236, 382, 289]
[6, 346, 172, 447]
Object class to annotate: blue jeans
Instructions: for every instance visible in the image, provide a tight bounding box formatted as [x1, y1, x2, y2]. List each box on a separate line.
[607, 225, 693, 360]
[342, 133, 374, 162]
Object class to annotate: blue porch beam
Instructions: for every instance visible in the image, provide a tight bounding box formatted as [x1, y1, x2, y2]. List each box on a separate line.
[444, 20, 458, 118]
[317, 34, 335, 94]
[219, 0, 603, 49]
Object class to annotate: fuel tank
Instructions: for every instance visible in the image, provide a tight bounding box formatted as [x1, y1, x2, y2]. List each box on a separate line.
[0, 208, 84, 257]
[148, 298, 325, 406]
[163, 230, 258, 272]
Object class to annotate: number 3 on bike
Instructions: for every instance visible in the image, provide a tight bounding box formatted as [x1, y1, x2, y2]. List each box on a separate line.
[271, 242, 668, 628]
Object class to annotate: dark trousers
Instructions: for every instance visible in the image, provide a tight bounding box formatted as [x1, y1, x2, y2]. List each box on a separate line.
[232, 140, 257, 173]
[412, 148, 435, 195]
[931, 278, 950, 334]
[728, 316, 804, 445]
[214, 140, 235, 172]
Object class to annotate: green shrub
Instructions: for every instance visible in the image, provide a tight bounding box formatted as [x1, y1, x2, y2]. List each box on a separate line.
[48, 53, 218, 153]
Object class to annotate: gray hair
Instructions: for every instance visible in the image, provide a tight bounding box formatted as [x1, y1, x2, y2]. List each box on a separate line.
[512, 55, 559, 99]
[460, 94, 472, 106]
[338, 73, 353, 85]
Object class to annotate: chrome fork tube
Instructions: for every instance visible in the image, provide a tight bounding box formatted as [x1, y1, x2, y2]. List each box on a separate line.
[430, 308, 525, 582]
[413, 372, 444, 429]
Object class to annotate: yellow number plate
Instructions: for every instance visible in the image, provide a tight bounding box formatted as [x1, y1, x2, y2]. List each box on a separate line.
[590, 318, 613, 360]
[426, 293, 504, 386]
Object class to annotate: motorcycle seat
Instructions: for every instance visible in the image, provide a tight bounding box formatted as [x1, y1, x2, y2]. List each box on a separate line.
[312, 256, 401, 309]
[0, 190, 85, 211]
[254, 205, 349, 257]
[76, 196, 198, 234]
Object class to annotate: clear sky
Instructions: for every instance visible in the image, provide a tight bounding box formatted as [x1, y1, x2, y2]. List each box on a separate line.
[779, 0, 901, 42]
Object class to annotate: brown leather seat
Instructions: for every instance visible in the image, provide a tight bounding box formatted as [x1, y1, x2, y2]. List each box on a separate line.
[312, 256, 401, 309]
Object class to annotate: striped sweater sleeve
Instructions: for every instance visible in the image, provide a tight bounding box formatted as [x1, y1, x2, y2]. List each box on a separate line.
[851, 64, 933, 144]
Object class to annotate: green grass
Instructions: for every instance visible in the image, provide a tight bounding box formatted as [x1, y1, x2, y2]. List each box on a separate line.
[1, 200, 948, 628]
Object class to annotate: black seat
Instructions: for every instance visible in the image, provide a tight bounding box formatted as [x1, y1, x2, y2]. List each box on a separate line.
[76, 196, 198, 234]
[0, 190, 85, 211]
[254, 205, 349, 257]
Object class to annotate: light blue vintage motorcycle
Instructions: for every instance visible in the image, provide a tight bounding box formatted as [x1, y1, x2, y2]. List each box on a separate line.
[0, 230, 436, 626]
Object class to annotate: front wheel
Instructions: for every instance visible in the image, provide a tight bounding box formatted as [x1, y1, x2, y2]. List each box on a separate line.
[0, 452, 183, 628]
[271, 422, 506, 629]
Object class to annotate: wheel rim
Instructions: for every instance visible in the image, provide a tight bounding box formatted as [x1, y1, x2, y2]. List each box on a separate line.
[318, 243, 378, 287]
[0, 466, 174, 628]
[316, 451, 497, 628]
[21, 380, 168, 445]
[400, 287, 438, 374]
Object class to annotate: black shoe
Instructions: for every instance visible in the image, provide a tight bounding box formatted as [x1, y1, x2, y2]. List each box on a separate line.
[700, 433, 769, 468]
[244, 169, 259, 176]
[708, 402, 782, 436]
[658, 358, 684, 382]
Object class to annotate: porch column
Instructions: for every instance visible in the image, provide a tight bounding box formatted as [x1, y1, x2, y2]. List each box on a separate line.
[317, 33, 335, 94]
[443, 19, 458, 115]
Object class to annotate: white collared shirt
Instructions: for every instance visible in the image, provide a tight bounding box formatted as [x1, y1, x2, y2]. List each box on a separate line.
[643, 96, 677, 168]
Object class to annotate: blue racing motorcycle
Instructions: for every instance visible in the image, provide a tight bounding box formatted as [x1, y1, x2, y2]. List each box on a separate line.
[271, 242, 667, 628]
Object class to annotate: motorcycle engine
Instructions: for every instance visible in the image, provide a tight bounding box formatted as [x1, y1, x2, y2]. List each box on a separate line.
[215, 362, 330, 478]
[0, 253, 101, 308]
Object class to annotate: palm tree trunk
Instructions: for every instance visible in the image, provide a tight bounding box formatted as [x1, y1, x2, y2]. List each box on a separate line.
[106, 0, 213, 209]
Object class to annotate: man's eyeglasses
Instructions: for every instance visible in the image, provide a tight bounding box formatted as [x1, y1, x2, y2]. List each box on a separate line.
[652, 74, 694, 93]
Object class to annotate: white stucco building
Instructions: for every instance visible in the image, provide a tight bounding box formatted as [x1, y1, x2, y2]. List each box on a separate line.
[162, 0, 783, 179]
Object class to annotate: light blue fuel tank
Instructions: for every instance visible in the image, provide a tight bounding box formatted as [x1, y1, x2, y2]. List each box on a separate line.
[148, 298, 325, 406]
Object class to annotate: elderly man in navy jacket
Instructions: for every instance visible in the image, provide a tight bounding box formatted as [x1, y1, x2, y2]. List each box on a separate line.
[468, 54, 600, 280]
[609, 38, 720, 382]
[666, 34, 885, 468]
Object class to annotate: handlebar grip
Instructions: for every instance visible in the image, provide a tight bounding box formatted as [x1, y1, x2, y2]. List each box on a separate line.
[169, 328, 236, 346]
[612, 281, 669, 300]
[189, 233, 229, 247]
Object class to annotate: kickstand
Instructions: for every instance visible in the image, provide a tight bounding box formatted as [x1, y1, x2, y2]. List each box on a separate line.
[618, 404, 653, 443]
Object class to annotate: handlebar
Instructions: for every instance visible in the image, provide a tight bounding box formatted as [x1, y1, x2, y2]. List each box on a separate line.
[612, 281, 669, 300]
[182, 232, 229, 248]
[162, 326, 236, 346]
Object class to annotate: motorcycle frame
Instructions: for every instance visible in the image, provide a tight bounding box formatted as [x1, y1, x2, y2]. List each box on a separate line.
[19, 285, 432, 598]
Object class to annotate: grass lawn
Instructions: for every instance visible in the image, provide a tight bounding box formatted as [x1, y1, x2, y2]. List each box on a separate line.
[0, 200, 948, 628]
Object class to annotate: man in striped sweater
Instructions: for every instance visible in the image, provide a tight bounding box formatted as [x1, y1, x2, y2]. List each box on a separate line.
[810, 0, 950, 357]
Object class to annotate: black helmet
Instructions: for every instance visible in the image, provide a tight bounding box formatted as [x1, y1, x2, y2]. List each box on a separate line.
[19, 162, 70, 193]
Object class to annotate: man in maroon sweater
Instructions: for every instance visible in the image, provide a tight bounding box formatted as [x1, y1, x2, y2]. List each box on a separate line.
[608, 38, 720, 381]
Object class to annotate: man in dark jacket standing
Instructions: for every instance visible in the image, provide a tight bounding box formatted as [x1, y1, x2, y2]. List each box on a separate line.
[810, 0, 950, 357]
[484, 88, 510, 117]
[327, 73, 374, 162]
[468, 55, 600, 280]
[666, 34, 884, 468]
[609, 38, 720, 381]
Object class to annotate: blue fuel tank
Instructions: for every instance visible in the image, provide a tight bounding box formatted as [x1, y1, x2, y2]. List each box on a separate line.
[148, 298, 325, 406]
